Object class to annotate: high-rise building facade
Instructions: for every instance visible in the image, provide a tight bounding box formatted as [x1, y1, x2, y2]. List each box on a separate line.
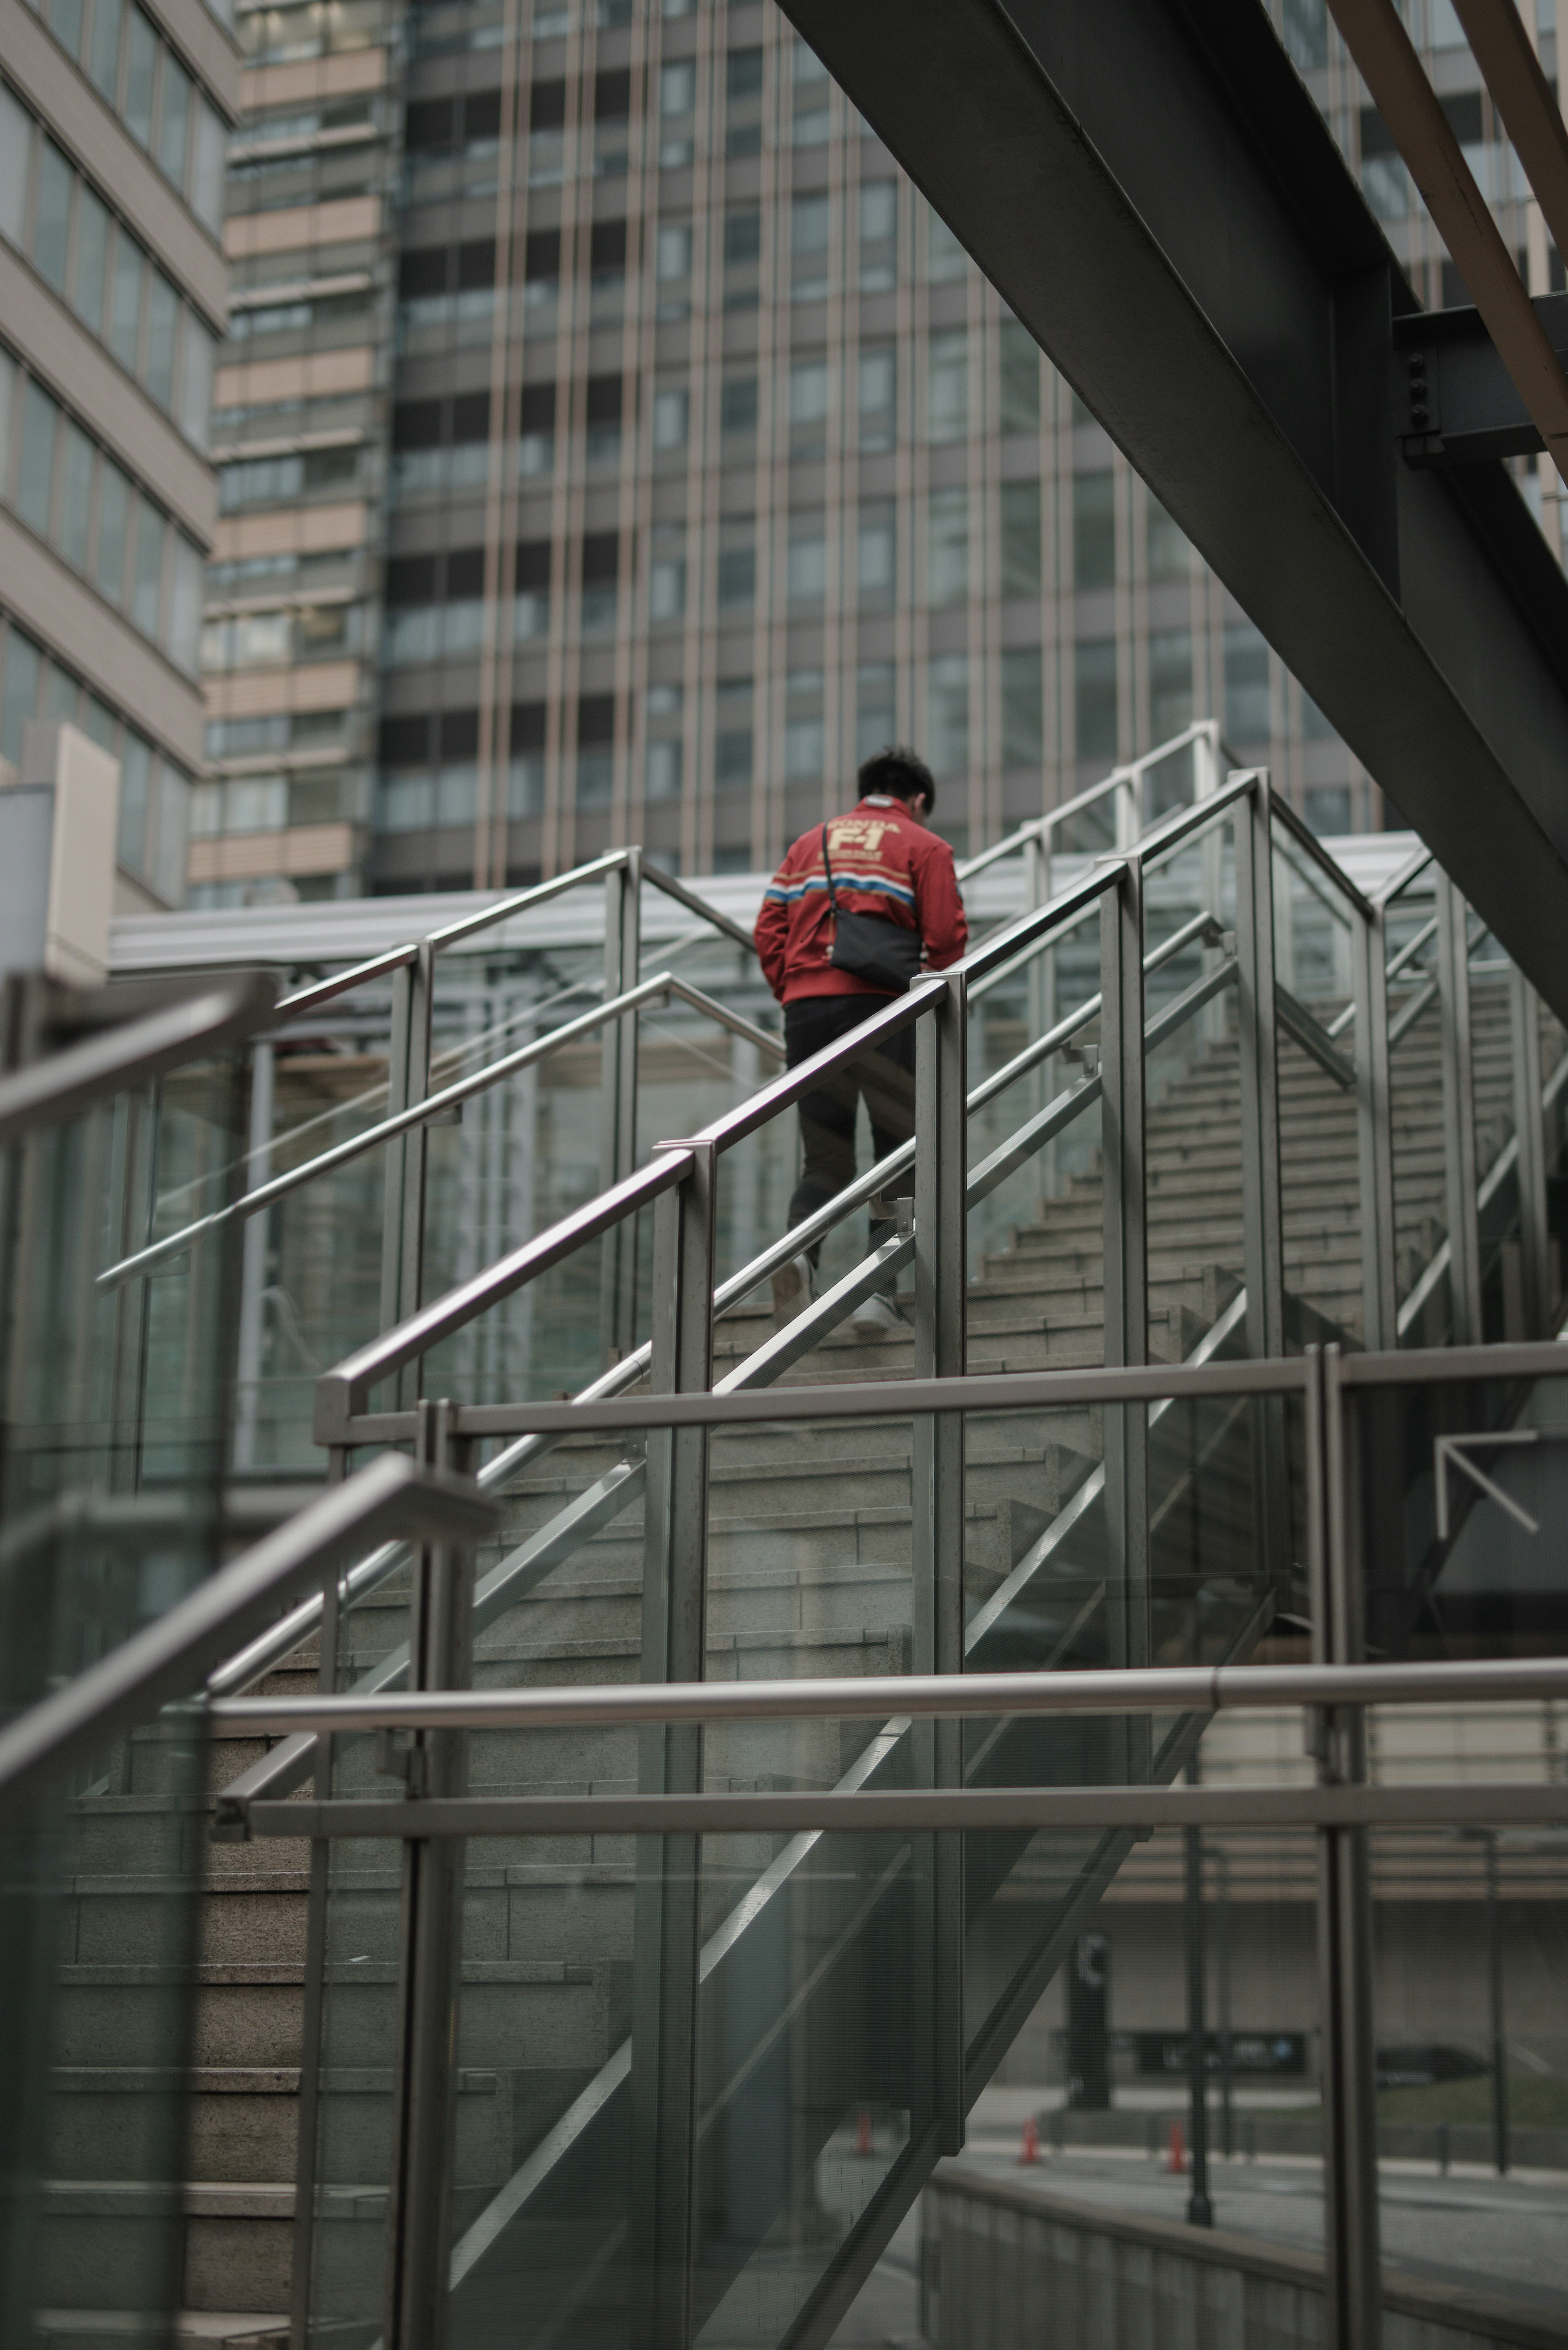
[0, 0, 233, 909]
[192, 0, 1560, 905]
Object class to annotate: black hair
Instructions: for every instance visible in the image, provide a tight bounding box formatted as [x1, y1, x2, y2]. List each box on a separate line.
[858, 746, 936, 810]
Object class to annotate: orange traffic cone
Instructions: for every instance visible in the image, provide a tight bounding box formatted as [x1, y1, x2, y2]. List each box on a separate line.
[855, 2108, 873, 2157]
[1019, 2115, 1040, 2166]
[1166, 2119, 1186, 2174]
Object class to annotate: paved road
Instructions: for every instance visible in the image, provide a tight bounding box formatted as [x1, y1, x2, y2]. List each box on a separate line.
[826, 2128, 1568, 2343]
[955, 2130, 1568, 2318]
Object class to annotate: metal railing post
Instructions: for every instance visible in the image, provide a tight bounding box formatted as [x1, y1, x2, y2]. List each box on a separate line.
[914, 969, 968, 2155]
[383, 1399, 477, 2350]
[1309, 1345, 1383, 2350]
[1435, 874, 1481, 1345]
[1234, 777, 1287, 1596]
[1024, 829, 1054, 1193]
[601, 851, 642, 1364]
[631, 1138, 715, 2350]
[380, 960, 416, 1334]
[233, 1039, 274, 1473]
[1234, 776, 1283, 1362]
[1509, 964, 1549, 1338]
[1351, 901, 1397, 1351]
[1099, 856, 1150, 1778]
[381, 947, 436, 1405]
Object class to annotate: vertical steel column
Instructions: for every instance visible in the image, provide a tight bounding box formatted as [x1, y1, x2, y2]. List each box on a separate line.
[1233, 776, 1287, 1594]
[1098, 857, 1149, 1780]
[1350, 901, 1397, 1352]
[1183, 1755, 1214, 2229]
[1435, 874, 1482, 1346]
[600, 850, 642, 1363]
[1232, 776, 1283, 1361]
[1194, 727, 1227, 1050]
[233, 1039, 275, 1473]
[1308, 1345, 1383, 2350]
[913, 971, 967, 2155]
[287, 1445, 346, 2350]
[1510, 965, 1550, 1337]
[383, 1399, 478, 2350]
[630, 1140, 715, 2350]
[382, 949, 436, 1402]
[1485, 1831, 1511, 2176]
[379, 961, 416, 1334]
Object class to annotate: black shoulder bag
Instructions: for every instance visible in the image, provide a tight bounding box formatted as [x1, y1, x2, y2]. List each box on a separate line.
[821, 823, 924, 994]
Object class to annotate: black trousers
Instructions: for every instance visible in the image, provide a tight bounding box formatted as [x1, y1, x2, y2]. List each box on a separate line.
[783, 992, 916, 1273]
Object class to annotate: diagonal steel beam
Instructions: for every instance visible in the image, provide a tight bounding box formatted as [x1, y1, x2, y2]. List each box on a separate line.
[1325, 0, 1568, 473]
[1450, 0, 1568, 276]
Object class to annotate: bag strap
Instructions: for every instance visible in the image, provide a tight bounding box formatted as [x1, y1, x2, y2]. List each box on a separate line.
[820, 822, 837, 909]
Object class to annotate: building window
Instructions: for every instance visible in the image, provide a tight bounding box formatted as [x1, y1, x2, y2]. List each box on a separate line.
[1001, 647, 1043, 769]
[1074, 470, 1116, 591]
[1224, 620, 1271, 745]
[717, 541, 755, 609]
[927, 488, 969, 606]
[927, 330, 968, 443]
[650, 527, 686, 622]
[856, 662, 895, 763]
[653, 385, 689, 449]
[582, 531, 619, 631]
[1149, 629, 1193, 744]
[721, 374, 759, 436]
[1000, 479, 1042, 599]
[791, 191, 830, 299]
[859, 345, 896, 452]
[927, 654, 969, 778]
[999, 318, 1041, 433]
[859, 179, 896, 291]
[786, 524, 826, 607]
[646, 736, 682, 800]
[858, 505, 895, 608]
[1075, 638, 1118, 761]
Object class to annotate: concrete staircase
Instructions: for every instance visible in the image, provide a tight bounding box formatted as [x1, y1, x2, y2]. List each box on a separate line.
[41, 983, 1522, 2342]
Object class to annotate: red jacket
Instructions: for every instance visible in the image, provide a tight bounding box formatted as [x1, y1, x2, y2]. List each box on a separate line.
[755, 794, 969, 1003]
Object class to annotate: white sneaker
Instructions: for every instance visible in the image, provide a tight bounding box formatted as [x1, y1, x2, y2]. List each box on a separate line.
[851, 1290, 911, 1335]
[772, 1252, 814, 1323]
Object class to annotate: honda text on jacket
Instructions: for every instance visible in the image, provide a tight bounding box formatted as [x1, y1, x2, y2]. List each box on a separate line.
[755, 794, 969, 1003]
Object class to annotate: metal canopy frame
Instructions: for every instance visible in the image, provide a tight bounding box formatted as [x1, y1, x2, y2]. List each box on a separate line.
[776, 0, 1568, 1020]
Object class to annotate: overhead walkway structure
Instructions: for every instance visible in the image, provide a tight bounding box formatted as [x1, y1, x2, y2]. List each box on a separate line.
[3, 727, 1568, 2350]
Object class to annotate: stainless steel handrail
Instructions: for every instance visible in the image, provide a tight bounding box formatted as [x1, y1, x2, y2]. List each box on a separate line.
[206, 1650, 1568, 1737]
[233, 1781, 1568, 1839]
[0, 974, 277, 1148]
[0, 1453, 495, 1822]
[953, 720, 1228, 885]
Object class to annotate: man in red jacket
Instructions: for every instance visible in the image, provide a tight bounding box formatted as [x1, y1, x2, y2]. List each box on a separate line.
[755, 747, 968, 1332]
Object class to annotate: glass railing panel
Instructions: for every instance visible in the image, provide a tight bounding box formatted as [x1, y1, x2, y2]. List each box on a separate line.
[0, 1043, 242, 2346]
[321, 1415, 665, 2348]
[1468, 929, 1521, 1344]
[1271, 832, 1362, 1348]
[1368, 1822, 1567, 2319]
[956, 1378, 1295, 2066]
[690, 1822, 934, 2348]
[958, 1820, 1325, 2247]
[1346, 1367, 1568, 1665]
[1387, 975, 1450, 1347]
[967, 901, 1103, 1366]
[253, 1133, 399, 1471]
